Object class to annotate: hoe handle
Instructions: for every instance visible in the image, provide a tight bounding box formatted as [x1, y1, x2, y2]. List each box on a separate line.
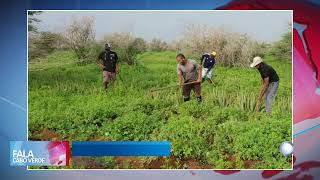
[150, 81, 200, 92]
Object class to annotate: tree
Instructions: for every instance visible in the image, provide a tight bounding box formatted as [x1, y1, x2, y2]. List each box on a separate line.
[65, 16, 95, 62]
[149, 38, 168, 51]
[28, 11, 42, 33]
[174, 24, 268, 67]
[102, 33, 146, 65]
[127, 38, 147, 64]
[28, 31, 65, 61]
[269, 31, 292, 62]
[37, 32, 64, 53]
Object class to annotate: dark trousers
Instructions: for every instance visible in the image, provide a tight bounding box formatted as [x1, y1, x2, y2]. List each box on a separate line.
[182, 82, 201, 101]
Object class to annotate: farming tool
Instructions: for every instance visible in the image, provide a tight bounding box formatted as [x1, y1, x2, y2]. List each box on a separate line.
[117, 72, 124, 82]
[149, 81, 200, 92]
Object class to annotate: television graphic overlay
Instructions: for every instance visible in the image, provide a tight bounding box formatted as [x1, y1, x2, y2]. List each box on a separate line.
[10, 141, 70, 166]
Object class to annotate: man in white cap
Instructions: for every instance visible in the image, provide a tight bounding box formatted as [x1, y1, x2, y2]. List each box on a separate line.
[250, 56, 279, 115]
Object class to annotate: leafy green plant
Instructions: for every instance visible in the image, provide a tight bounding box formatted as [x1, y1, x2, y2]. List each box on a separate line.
[28, 50, 292, 169]
[103, 112, 163, 141]
[153, 115, 216, 159]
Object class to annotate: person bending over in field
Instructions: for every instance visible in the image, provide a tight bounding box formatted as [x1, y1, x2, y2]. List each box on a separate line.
[201, 51, 216, 83]
[96, 43, 119, 90]
[250, 56, 279, 115]
[176, 53, 202, 102]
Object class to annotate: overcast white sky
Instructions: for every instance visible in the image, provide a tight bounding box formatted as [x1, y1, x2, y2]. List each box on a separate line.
[33, 11, 292, 43]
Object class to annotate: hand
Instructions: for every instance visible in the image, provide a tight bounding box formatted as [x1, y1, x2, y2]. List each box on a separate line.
[99, 64, 105, 69]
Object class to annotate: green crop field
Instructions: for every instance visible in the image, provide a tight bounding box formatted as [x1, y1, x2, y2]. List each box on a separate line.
[28, 50, 292, 169]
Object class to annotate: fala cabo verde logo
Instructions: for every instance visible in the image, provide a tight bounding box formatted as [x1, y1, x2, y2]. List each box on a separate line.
[12, 149, 45, 164]
[10, 141, 69, 166]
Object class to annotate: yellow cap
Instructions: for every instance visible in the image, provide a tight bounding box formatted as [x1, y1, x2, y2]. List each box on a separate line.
[211, 51, 217, 56]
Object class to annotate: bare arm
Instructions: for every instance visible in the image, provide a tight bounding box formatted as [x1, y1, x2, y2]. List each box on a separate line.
[256, 77, 269, 111]
[258, 77, 269, 100]
[177, 73, 184, 86]
[115, 52, 119, 73]
[116, 63, 120, 73]
[197, 65, 202, 82]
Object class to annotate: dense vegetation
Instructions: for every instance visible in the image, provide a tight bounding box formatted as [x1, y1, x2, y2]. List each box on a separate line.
[269, 31, 292, 62]
[28, 50, 292, 169]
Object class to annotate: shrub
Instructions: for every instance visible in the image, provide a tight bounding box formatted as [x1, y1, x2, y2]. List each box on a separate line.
[102, 33, 147, 65]
[269, 31, 292, 62]
[28, 32, 66, 61]
[153, 116, 216, 159]
[148, 38, 168, 51]
[213, 118, 291, 166]
[174, 24, 268, 67]
[64, 16, 95, 62]
[103, 112, 162, 141]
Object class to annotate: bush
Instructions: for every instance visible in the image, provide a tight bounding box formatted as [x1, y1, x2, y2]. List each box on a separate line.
[102, 33, 147, 65]
[128, 38, 147, 64]
[83, 42, 103, 64]
[28, 31, 66, 61]
[148, 38, 168, 51]
[269, 31, 292, 62]
[153, 115, 216, 159]
[103, 112, 162, 141]
[174, 24, 268, 67]
[213, 117, 291, 168]
[64, 16, 95, 62]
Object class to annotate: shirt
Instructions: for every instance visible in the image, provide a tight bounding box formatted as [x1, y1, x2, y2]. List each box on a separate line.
[98, 50, 118, 72]
[177, 59, 199, 83]
[257, 62, 279, 82]
[201, 53, 215, 69]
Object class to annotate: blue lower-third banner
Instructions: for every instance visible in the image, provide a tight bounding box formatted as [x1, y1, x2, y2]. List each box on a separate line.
[72, 141, 171, 156]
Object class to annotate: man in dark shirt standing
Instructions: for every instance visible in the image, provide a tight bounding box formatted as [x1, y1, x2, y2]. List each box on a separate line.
[250, 56, 279, 115]
[97, 43, 119, 90]
[201, 51, 216, 83]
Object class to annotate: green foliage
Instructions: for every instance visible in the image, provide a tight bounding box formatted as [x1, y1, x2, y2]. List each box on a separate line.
[90, 157, 117, 169]
[175, 24, 270, 67]
[84, 42, 104, 64]
[28, 31, 65, 61]
[149, 38, 168, 52]
[28, 50, 292, 169]
[103, 112, 163, 141]
[64, 16, 95, 63]
[120, 37, 148, 65]
[269, 31, 292, 62]
[211, 117, 292, 168]
[102, 33, 147, 65]
[153, 115, 216, 159]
